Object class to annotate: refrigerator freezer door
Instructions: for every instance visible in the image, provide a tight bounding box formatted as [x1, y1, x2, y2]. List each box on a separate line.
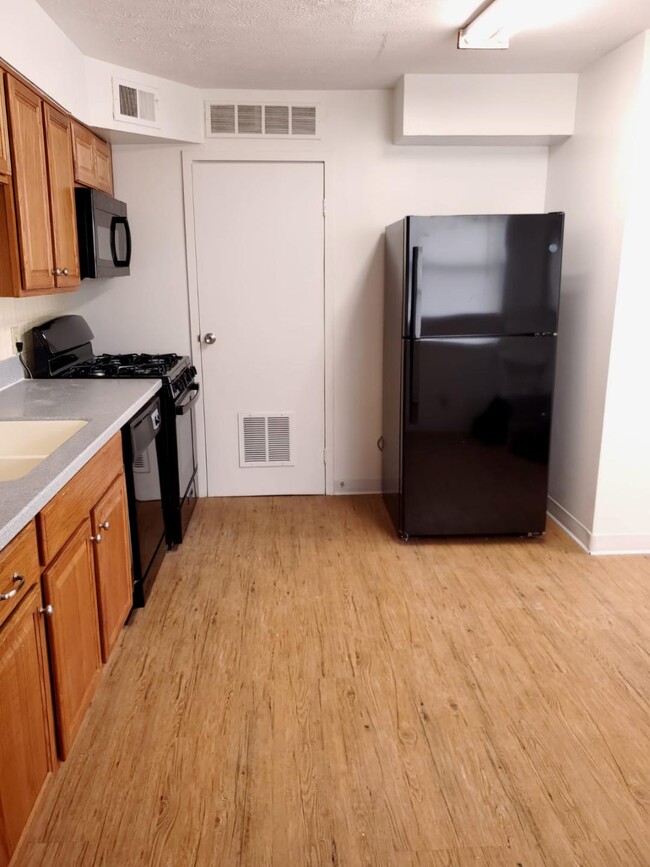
[405, 214, 564, 338]
[401, 336, 556, 536]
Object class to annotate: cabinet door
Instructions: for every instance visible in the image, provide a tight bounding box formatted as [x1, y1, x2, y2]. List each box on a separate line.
[0, 175, 22, 297]
[94, 136, 114, 196]
[5, 77, 55, 292]
[0, 73, 11, 175]
[43, 104, 80, 289]
[0, 585, 57, 867]
[70, 121, 95, 187]
[42, 520, 102, 759]
[91, 473, 133, 662]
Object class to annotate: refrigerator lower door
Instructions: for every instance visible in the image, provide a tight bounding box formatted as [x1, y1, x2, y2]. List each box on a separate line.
[401, 336, 556, 536]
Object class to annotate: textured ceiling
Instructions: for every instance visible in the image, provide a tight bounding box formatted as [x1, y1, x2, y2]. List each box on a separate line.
[36, 0, 650, 89]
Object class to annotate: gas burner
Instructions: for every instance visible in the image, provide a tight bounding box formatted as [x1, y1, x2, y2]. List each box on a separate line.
[63, 352, 183, 379]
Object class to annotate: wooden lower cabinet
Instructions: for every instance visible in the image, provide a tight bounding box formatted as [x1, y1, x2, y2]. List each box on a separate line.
[91, 472, 133, 662]
[42, 519, 102, 760]
[0, 585, 57, 867]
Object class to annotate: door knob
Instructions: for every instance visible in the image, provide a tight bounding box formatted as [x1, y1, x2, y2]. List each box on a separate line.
[90, 533, 102, 543]
[39, 604, 54, 616]
[203, 333, 217, 345]
[52, 268, 62, 276]
[62, 268, 69, 276]
[99, 520, 110, 530]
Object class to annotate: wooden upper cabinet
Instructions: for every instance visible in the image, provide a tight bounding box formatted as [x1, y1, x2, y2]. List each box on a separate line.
[70, 121, 94, 187]
[0, 73, 11, 175]
[94, 136, 114, 195]
[5, 76, 55, 293]
[43, 104, 80, 289]
[0, 585, 57, 867]
[91, 473, 133, 662]
[71, 121, 114, 196]
[42, 519, 102, 759]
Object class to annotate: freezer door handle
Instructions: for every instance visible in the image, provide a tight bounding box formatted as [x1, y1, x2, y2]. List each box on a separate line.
[411, 247, 423, 339]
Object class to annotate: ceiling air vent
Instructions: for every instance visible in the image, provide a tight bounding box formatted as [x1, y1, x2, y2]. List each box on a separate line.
[265, 105, 290, 135]
[205, 103, 318, 139]
[238, 413, 294, 468]
[210, 104, 236, 135]
[238, 104, 263, 134]
[291, 106, 317, 136]
[113, 78, 159, 128]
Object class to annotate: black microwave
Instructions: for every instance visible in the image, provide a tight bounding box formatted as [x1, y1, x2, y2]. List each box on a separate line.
[75, 188, 132, 278]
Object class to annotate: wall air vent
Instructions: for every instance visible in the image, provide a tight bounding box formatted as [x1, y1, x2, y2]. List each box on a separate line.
[206, 103, 318, 139]
[238, 413, 294, 467]
[113, 78, 159, 128]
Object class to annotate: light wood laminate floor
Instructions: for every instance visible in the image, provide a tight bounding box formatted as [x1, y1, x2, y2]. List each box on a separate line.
[16, 496, 650, 867]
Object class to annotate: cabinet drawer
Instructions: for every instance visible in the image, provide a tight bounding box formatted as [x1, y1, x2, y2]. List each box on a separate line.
[38, 433, 124, 566]
[0, 520, 40, 630]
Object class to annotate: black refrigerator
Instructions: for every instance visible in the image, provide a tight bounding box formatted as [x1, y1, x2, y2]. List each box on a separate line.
[382, 213, 564, 539]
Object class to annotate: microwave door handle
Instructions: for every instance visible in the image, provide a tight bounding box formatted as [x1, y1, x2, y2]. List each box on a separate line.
[176, 383, 200, 415]
[110, 216, 132, 267]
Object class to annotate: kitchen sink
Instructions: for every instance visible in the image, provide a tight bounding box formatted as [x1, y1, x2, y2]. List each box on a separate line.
[0, 419, 88, 481]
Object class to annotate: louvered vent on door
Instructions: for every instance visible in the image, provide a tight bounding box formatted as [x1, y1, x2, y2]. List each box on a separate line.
[239, 413, 294, 467]
[205, 103, 318, 138]
[113, 78, 159, 127]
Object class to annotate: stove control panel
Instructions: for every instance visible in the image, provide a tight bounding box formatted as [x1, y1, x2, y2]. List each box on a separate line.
[170, 365, 198, 401]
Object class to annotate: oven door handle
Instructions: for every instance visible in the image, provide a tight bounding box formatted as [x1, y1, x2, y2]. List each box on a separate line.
[176, 383, 200, 415]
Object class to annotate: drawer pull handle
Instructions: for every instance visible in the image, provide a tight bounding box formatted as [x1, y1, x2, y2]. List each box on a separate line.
[38, 604, 54, 617]
[90, 533, 102, 543]
[0, 573, 25, 601]
[99, 520, 110, 530]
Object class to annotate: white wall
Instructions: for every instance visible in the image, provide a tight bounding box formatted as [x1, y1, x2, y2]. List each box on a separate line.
[76, 89, 549, 495]
[0, 0, 86, 117]
[396, 74, 578, 145]
[590, 32, 650, 552]
[545, 33, 648, 550]
[83, 58, 203, 144]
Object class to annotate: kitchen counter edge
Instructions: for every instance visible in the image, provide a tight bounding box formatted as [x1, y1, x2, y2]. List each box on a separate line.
[0, 379, 162, 550]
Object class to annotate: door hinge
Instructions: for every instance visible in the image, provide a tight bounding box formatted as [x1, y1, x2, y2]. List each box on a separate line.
[322, 198, 326, 217]
[323, 448, 327, 465]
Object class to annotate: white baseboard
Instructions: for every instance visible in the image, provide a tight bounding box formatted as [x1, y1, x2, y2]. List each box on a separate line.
[588, 534, 650, 556]
[334, 478, 382, 495]
[547, 497, 650, 555]
[547, 497, 591, 552]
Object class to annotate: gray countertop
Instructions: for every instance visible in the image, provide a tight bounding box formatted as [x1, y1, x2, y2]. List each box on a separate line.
[0, 378, 161, 550]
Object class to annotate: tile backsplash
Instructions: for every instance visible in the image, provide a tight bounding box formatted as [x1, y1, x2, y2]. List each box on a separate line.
[0, 292, 84, 360]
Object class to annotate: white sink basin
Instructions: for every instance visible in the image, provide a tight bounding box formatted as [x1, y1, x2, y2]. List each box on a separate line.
[0, 419, 88, 481]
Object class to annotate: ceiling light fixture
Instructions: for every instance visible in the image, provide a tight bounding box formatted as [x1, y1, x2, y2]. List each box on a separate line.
[457, 0, 512, 50]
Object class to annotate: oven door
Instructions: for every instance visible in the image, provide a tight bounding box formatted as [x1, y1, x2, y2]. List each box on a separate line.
[175, 383, 199, 540]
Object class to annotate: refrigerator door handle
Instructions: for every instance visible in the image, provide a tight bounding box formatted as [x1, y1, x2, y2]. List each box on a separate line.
[409, 340, 420, 424]
[411, 247, 423, 339]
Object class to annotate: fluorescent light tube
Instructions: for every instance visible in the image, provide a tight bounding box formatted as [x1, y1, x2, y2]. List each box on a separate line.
[458, 0, 511, 50]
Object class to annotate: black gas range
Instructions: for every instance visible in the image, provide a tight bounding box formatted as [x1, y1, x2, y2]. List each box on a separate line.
[32, 316, 200, 604]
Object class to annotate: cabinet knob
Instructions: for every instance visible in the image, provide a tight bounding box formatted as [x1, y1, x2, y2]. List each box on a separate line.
[90, 533, 102, 543]
[62, 268, 69, 276]
[38, 604, 54, 616]
[0, 573, 25, 601]
[52, 268, 62, 276]
[99, 520, 110, 530]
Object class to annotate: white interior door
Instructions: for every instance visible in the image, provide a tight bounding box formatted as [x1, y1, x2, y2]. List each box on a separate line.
[192, 161, 325, 497]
